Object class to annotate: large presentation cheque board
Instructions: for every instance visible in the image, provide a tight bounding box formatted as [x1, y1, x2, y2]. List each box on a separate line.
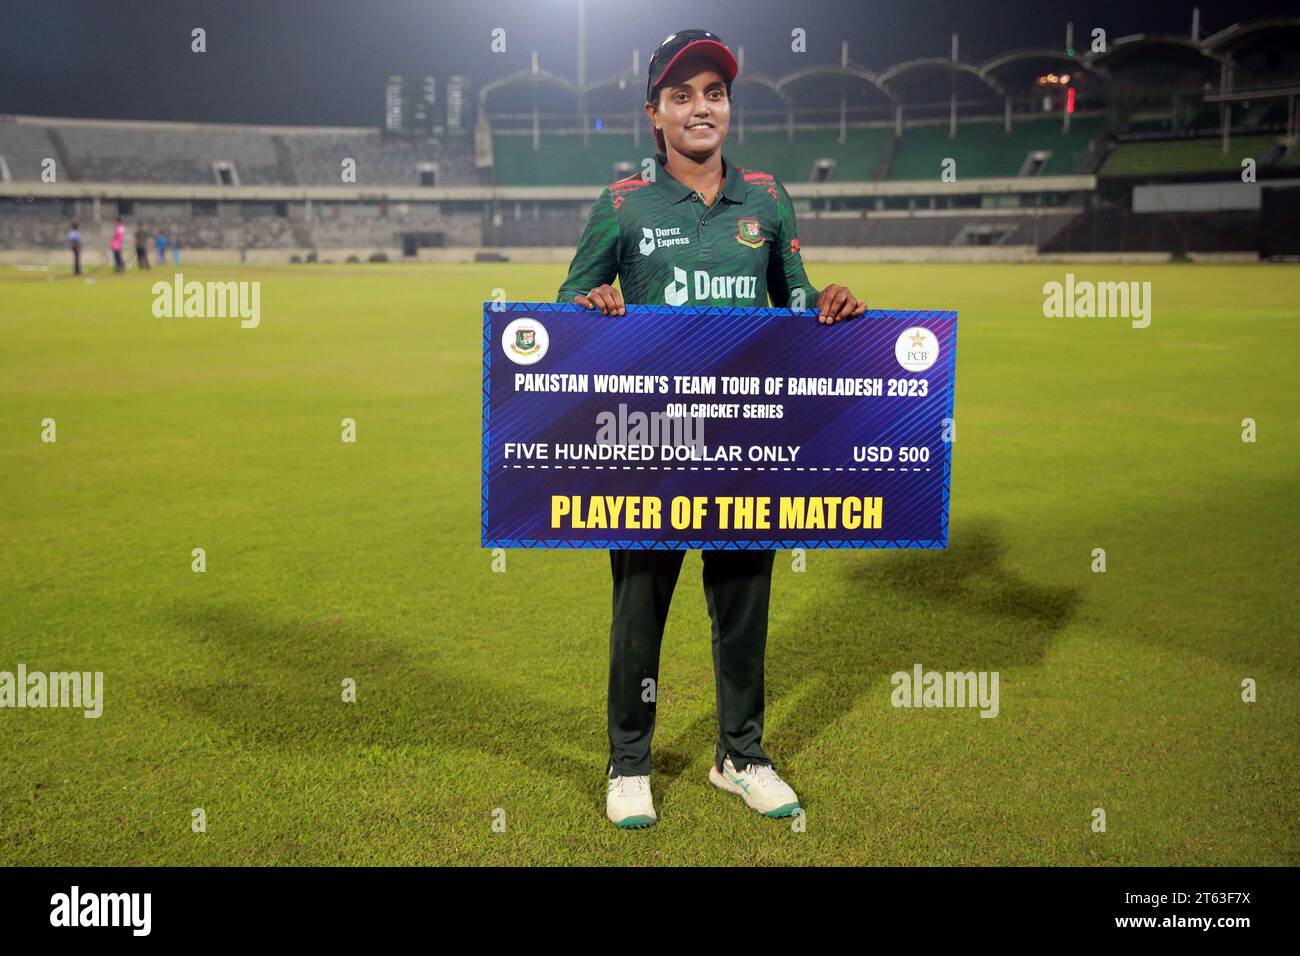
[481, 302, 957, 550]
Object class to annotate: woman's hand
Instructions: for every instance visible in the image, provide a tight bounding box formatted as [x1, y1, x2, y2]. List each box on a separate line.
[575, 284, 626, 316]
[815, 285, 868, 324]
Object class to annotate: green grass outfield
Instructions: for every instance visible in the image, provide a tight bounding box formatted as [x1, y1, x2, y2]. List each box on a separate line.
[1, 261, 1296, 866]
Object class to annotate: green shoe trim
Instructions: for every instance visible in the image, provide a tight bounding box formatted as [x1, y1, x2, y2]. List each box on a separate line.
[613, 815, 657, 829]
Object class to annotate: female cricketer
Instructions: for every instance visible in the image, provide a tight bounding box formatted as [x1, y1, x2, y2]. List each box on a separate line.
[555, 29, 868, 828]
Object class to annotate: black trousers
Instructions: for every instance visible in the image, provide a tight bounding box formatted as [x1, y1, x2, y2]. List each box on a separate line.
[607, 548, 776, 776]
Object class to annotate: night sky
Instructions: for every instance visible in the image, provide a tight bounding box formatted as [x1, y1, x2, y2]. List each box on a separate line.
[0, 0, 1294, 125]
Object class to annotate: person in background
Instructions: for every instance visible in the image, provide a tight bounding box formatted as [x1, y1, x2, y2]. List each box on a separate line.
[134, 223, 150, 270]
[111, 218, 125, 273]
[155, 227, 168, 268]
[172, 230, 182, 265]
[68, 222, 81, 275]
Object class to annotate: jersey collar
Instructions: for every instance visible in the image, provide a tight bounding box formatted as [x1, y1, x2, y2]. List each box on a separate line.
[652, 154, 744, 206]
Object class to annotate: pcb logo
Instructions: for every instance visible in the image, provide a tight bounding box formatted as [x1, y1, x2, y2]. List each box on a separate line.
[502, 318, 549, 365]
[735, 217, 764, 248]
[894, 327, 939, 373]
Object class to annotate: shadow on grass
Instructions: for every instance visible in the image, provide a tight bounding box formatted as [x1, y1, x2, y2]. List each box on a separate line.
[650, 517, 1081, 796]
[157, 516, 1079, 812]
[157, 602, 604, 800]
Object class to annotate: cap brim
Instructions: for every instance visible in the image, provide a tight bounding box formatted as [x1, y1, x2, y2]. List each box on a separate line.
[650, 39, 738, 96]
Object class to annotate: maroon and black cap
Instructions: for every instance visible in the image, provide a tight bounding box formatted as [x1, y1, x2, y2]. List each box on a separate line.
[645, 29, 739, 104]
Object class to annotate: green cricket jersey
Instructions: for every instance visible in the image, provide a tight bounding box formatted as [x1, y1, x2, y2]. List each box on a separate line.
[556, 154, 820, 309]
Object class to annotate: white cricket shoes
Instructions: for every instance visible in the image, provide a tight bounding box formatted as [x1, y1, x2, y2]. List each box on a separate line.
[606, 772, 657, 829]
[709, 757, 801, 818]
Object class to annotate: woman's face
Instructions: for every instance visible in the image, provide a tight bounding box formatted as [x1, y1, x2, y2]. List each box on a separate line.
[646, 57, 730, 159]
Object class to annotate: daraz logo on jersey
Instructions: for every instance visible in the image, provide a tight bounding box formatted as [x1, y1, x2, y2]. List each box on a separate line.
[663, 266, 758, 305]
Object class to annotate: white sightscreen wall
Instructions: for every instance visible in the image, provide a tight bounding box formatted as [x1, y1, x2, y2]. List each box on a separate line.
[1132, 180, 1300, 213]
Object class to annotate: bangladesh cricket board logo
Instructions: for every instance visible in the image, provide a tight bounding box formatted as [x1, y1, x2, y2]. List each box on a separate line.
[502, 317, 549, 365]
[735, 217, 764, 249]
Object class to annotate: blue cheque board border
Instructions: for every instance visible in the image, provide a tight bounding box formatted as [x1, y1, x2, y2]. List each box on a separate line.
[481, 302, 956, 551]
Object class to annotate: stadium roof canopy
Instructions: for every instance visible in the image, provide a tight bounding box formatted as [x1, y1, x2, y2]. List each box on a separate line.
[877, 58, 1004, 102]
[1084, 34, 1229, 93]
[772, 64, 894, 106]
[478, 68, 580, 112]
[1087, 34, 1227, 70]
[1202, 18, 1300, 88]
[729, 71, 798, 117]
[478, 18, 1299, 124]
[978, 49, 1108, 84]
[1203, 16, 1300, 54]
